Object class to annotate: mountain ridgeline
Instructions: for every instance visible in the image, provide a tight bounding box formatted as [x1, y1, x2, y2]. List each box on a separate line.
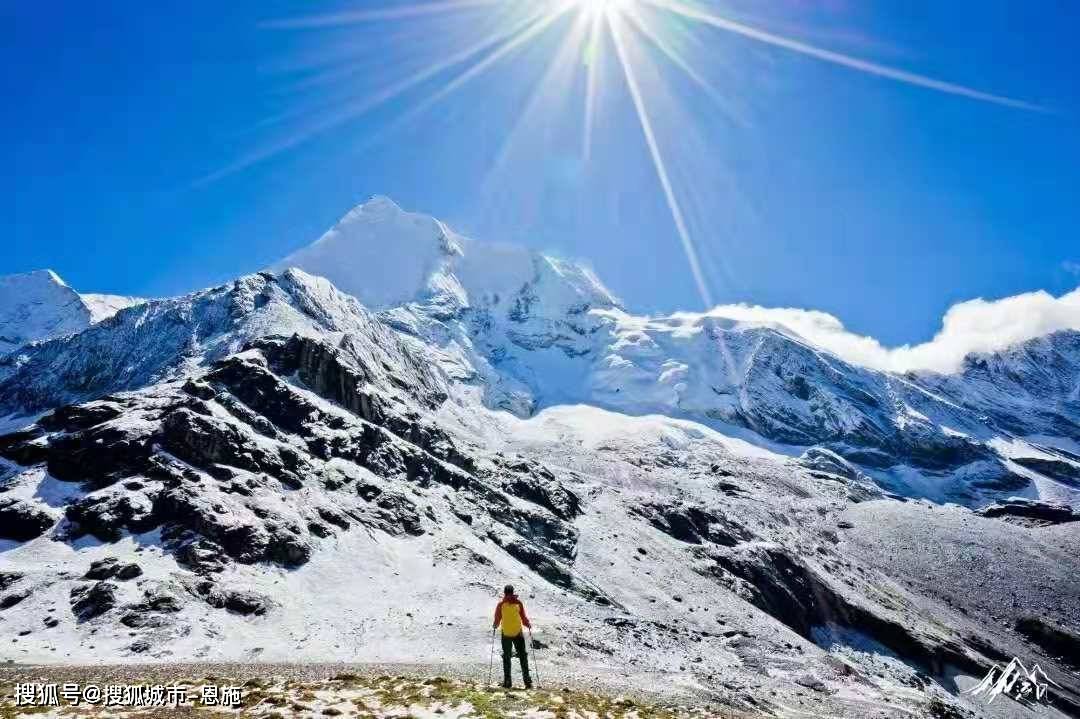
[0, 197, 1077, 718]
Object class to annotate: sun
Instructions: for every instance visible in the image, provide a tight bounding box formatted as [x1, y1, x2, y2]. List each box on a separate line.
[240, 0, 1044, 309]
[579, 0, 630, 19]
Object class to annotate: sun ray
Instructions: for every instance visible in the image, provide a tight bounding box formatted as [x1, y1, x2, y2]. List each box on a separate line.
[261, 0, 504, 29]
[646, 0, 1047, 112]
[582, 9, 605, 161]
[202, 0, 1051, 302]
[196, 4, 555, 185]
[620, 3, 742, 124]
[490, 10, 593, 176]
[608, 12, 714, 308]
[370, 2, 576, 142]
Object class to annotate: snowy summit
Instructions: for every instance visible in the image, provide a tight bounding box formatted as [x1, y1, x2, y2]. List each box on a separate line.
[0, 197, 1077, 718]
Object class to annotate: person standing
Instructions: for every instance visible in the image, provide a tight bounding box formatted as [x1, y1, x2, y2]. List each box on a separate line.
[492, 584, 532, 689]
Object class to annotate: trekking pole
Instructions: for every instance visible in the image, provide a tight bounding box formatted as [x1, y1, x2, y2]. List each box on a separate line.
[488, 628, 496, 685]
[528, 627, 540, 688]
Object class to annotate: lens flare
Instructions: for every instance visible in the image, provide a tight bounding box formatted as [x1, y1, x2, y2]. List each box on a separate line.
[224, 0, 1045, 308]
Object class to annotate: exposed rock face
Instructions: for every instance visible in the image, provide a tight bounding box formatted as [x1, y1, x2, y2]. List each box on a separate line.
[0, 497, 54, 540]
[84, 558, 143, 581]
[706, 543, 980, 675]
[66, 491, 157, 542]
[631, 502, 751, 547]
[977, 498, 1078, 526]
[195, 583, 274, 616]
[1012, 456, 1080, 489]
[1015, 617, 1080, 670]
[70, 581, 119, 621]
[0, 332, 581, 623]
[117, 582, 186, 630]
[0, 572, 24, 591]
[0, 588, 30, 610]
[0, 253, 1077, 716]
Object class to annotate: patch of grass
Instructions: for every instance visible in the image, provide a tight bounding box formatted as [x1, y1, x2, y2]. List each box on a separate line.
[331, 672, 361, 683]
[0, 672, 751, 718]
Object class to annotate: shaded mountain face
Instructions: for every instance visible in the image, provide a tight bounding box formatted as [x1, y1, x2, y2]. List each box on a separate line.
[911, 329, 1080, 440]
[1, 198, 1079, 717]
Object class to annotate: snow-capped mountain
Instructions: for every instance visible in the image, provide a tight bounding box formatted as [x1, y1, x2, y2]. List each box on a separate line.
[0, 270, 404, 417]
[276, 197, 1080, 507]
[274, 195, 618, 319]
[0, 270, 142, 356]
[1, 197, 1078, 718]
[0, 271, 93, 355]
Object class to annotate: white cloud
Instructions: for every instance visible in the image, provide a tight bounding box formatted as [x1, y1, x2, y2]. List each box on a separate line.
[701, 287, 1080, 374]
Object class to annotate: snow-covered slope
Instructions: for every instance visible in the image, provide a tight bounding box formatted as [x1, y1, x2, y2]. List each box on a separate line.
[0, 269, 419, 417]
[912, 329, 1080, 441]
[0, 271, 93, 355]
[1, 198, 1079, 717]
[80, 293, 144, 324]
[275, 196, 618, 319]
[0, 270, 144, 356]
[274, 198, 1080, 507]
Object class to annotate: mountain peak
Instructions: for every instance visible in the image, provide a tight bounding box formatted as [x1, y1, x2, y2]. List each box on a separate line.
[274, 198, 619, 318]
[360, 194, 402, 211]
[0, 269, 90, 355]
[1, 268, 68, 289]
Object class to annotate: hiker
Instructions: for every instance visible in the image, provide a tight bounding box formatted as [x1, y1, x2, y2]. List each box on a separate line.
[493, 584, 532, 689]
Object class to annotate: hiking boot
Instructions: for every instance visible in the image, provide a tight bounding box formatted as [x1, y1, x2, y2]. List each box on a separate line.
[502, 680, 512, 689]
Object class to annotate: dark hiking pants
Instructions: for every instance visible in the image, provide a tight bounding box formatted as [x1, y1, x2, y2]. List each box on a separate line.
[501, 632, 531, 687]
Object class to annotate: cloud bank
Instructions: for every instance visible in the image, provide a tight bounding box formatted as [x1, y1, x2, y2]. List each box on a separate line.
[703, 287, 1080, 374]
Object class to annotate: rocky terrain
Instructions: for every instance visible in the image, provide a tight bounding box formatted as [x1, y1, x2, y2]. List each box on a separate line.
[0, 197, 1077, 718]
[0, 665, 737, 718]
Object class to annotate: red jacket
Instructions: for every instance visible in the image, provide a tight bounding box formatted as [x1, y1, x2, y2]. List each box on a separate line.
[493, 595, 531, 636]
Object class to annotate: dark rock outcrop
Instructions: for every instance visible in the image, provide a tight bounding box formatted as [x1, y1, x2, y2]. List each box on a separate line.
[46, 423, 155, 489]
[84, 558, 143, 581]
[0, 572, 24, 591]
[1015, 617, 1080, 670]
[66, 491, 157, 541]
[162, 407, 307, 490]
[0, 332, 582, 616]
[119, 583, 185, 628]
[70, 581, 119, 621]
[706, 544, 981, 676]
[632, 502, 751, 547]
[977, 498, 1077, 526]
[499, 460, 581, 521]
[194, 583, 274, 616]
[1013, 456, 1080, 489]
[0, 588, 31, 610]
[0, 498, 54, 541]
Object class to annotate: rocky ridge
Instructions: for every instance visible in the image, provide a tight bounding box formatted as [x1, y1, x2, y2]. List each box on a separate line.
[0, 199, 1077, 717]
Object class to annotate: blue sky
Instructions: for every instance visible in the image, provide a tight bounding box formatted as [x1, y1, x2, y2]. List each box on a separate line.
[4, 0, 1079, 346]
